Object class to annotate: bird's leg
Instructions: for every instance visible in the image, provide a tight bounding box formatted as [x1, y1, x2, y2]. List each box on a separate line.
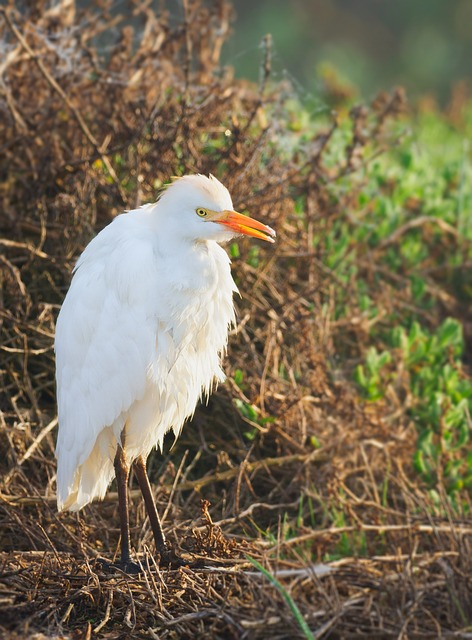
[112, 441, 141, 574]
[132, 455, 171, 562]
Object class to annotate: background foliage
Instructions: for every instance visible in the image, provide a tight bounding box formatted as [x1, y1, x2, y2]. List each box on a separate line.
[228, 0, 472, 105]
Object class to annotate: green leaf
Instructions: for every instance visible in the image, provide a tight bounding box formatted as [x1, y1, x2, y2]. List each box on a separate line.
[230, 243, 240, 258]
[233, 369, 244, 387]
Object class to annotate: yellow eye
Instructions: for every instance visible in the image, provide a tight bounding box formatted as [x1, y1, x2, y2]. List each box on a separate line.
[196, 207, 208, 218]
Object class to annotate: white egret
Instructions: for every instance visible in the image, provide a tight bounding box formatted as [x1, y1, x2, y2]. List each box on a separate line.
[55, 174, 275, 572]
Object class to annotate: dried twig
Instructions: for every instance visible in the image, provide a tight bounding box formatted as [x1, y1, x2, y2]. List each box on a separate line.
[0, 7, 126, 202]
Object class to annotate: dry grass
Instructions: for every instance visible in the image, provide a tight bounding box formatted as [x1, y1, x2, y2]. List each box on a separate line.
[1, 1, 471, 638]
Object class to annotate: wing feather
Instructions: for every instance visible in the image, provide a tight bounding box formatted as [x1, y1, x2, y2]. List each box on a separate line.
[55, 214, 159, 509]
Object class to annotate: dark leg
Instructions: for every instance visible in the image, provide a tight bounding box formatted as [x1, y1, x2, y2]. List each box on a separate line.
[113, 441, 140, 574]
[133, 456, 168, 558]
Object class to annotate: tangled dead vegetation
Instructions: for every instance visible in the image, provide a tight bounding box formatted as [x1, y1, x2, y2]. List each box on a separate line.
[1, 1, 471, 638]
[2, 527, 472, 639]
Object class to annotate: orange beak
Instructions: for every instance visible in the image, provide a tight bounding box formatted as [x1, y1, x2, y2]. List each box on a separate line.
[214, 210, 276, 243]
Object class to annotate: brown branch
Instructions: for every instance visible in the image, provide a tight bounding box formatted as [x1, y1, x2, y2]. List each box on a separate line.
[261, 523, 472, 550]
[0, 450, 326, 507]
[377, 215, 460, 249]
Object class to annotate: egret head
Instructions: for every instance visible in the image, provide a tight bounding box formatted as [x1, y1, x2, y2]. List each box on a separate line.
[157, 174, 276, 244]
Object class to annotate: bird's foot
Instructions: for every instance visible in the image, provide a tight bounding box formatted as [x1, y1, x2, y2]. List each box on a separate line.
[156, 544, 180, 567]
[96, 557, 142, 575]
[94, 549, 200, 573]
[156, 545, 205, 570]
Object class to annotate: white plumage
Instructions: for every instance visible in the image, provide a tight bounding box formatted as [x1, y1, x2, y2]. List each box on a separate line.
[54, 174, 275, 568]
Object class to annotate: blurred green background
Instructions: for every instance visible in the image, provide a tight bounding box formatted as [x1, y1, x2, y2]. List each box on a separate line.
[223, 0, 472, 104]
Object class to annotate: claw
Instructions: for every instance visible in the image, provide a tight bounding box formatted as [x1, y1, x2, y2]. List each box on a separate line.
[95, 557, 142, 575]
